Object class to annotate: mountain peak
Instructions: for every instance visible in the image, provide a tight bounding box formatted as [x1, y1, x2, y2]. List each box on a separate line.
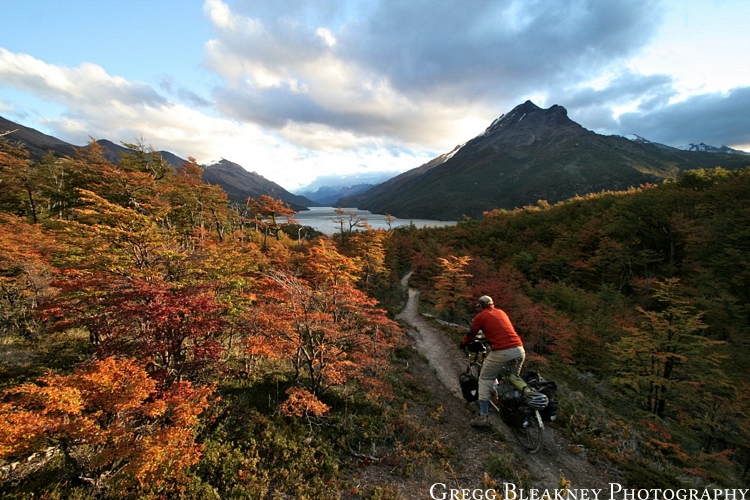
[482, 101, 573, 136]
[476, 102, 581, 150]
[207, 158, 243, 171]
[204, 158, 266, 180]
[200, 159, 315, 209]
[340, 101, 750, 220]
[514, 99, 543, 115]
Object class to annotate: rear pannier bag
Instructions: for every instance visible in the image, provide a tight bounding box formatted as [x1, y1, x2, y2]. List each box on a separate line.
[523, 370, 560, 422]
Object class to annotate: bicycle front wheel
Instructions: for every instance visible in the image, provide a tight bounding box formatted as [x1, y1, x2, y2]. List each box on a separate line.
[511, 410, 543, 454]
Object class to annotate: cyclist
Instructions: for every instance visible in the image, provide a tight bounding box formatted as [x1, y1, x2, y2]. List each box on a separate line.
[460, 295, 526, 428]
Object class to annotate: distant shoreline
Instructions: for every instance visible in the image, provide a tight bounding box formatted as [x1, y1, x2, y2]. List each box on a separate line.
[294, 207, 456, 235]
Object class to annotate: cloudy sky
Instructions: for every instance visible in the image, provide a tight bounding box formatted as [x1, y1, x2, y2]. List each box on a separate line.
[1, 0, 749, 192]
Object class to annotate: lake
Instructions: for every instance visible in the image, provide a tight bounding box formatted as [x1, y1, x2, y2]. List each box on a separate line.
[294, 207, 456, 235]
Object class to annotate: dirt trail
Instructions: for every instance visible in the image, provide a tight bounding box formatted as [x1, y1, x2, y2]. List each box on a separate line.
[395, 272, 622, 490]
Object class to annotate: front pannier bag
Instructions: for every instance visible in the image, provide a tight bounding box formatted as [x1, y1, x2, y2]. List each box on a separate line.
[459, 367, 479, 402]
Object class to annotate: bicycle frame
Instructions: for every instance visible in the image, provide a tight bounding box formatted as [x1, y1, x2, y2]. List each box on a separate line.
[463, 340, 544, 453]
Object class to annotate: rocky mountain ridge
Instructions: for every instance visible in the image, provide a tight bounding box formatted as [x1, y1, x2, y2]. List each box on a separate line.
[680, 142, 749, 154]
[0, 116, 315, 211]
[4, 106, 749, 221]
[299, 183, 376, 205]
[200, 158, 314, 210]
[338, 101, 750, 220]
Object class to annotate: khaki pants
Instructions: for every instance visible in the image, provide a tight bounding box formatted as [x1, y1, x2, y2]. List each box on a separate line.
[477, 346, 525, 402]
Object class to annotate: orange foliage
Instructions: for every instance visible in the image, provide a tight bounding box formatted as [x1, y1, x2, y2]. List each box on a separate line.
[280, 387, 331, 417]
[433, 255, 473, 319]
[347, 229, 388, 286]
[0, 214, 60, 335]
[245, 195, 298, 249]
[0, 356, 213, 492]
[243, 240, 401, 414]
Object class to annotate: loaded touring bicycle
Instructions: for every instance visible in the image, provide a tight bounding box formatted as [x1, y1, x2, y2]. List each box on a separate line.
[459, 336, 559, 453]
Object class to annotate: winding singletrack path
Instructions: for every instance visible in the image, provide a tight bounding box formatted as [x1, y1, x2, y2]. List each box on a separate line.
[395, 271, 624, 490]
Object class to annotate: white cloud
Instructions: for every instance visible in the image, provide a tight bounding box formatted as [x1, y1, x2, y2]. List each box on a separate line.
[200, 0, 678, 155]
[0, 45, 435, 189]
[316, 27, 336, 47]
[2, 0, 749, 194]
[0, 49, 164, 110]
[627, 0, 750, 98]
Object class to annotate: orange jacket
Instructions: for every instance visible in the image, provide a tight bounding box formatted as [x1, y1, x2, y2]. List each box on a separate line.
[462, 306, 523, 351]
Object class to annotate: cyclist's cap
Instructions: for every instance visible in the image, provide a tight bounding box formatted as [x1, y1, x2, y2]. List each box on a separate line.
[478, 295, 494, 306]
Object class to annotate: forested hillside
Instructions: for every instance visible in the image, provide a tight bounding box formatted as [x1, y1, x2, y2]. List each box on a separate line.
[1, 135, 749, 497]
[388, 168, 750, 486]
[0, 139, 411, 498]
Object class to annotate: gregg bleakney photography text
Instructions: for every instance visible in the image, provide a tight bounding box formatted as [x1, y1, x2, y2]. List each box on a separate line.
[428, 483, 750, 500]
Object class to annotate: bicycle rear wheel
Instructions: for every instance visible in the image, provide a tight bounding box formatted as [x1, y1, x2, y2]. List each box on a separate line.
[511, 410, 543, 454]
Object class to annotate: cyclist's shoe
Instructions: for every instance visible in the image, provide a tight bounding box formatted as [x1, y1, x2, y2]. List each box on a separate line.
[470, 414, 490, 428]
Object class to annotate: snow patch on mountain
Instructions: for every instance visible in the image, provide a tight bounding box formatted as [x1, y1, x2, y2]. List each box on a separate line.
[624, 134, 652, 144]
[679, 143, 749, 155]
[441, 142, 465, 161]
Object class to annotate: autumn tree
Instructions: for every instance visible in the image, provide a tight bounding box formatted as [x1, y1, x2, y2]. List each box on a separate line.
[244, 240, 399, 412]
[117, 139, 171, 179]
[432, 255, 473, 321]
[0, 139, 144, 222]
[0, 356, 213, 496]
[0, 214, 59, 337]
[163, 158, 231, 247]
[346, 229, 388, 288]
[59, 188, 182, 278]
[79, 141, 168, 214]
[613, 278, 729, 418]
[246, 195, 299, 250]
[44, 275, 227, 384]
[332, 207, 370, 247]
[31, 151, 82, 220]
[51, 149, 245, 282]
[0, 138, 38, 220]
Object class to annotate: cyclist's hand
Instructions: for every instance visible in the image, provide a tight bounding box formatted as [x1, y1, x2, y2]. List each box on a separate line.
[458, 341, 466, 350]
